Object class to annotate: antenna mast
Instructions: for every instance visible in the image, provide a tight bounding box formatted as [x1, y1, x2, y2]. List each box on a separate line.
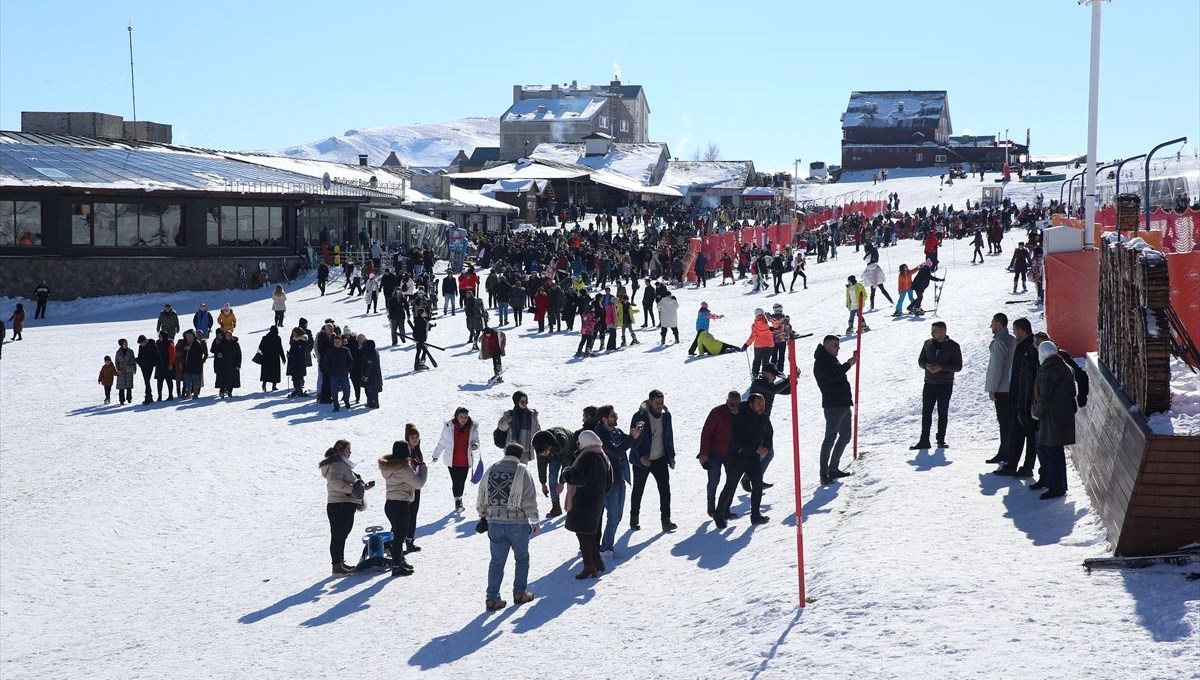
[127, 23, 138, 125]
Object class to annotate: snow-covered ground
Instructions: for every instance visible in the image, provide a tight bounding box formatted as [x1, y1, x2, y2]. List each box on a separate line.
[2, 234, 1197, 679]
[263, 117, 499, 169]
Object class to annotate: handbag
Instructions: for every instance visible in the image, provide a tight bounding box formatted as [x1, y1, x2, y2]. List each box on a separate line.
[251, 350, 264, 365]
[492, 427, 507, 449]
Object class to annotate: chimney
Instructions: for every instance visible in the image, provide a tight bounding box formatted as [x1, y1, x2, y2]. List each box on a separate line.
[551, 84, 560, 99]
[358, 154, 368, 166]
[571, 79, 577, 91]
[513, 85, 523, 104]
[536, 105, 548, 116]
[610, 79, 621, 90]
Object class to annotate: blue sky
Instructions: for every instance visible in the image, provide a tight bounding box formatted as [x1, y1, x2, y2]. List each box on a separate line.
[3, 0, 1197, 171]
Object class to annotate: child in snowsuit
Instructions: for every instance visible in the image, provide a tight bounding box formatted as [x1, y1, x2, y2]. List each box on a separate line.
[98, 356, 117, 404]
[8, 303, 25, 340]
[480, 326, 507, 382]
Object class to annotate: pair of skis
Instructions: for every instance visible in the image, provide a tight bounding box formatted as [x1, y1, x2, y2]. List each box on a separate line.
[1083, 547, 1199, 579]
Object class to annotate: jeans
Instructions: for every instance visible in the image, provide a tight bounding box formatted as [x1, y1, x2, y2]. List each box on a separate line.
[184, 373, 200, 396]
[630, 457, 671, 524]
[443, 293, 456, 315]
[705, 458, 725, 510]
[548, 460, 562, 504]
[920, 383, 953, 444]
[330, 375, 350, 406]
[487, 522, 531, 600]
[497, 302, 510, 326]
[820, 407, 852, 478]
[390, 318, 407, 344]
[600, 479, 626, 552]
[895, 290, 914, 314]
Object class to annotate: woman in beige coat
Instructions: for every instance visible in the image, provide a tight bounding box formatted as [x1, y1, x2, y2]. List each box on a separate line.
[271, 285, 287, 327]
[378, 441, 427, 576]
[320, 440, 374, 575]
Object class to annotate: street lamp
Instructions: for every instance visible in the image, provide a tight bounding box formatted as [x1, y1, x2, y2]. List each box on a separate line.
[1068, 170, 1086, 214]
[1143, 136, 1187, 232]
[1079, 0, 1109, 247]
[1113, 153, 1145, 197]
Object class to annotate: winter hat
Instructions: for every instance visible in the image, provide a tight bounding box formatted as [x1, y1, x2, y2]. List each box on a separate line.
[576, 430, 604, 452]
[391, 441, 411, 460]
[754, 308, 765, 316]
[700, 301, 709, 309]
[772, 303, 784, 312]
[847, 275, 857, 284]
[299, 317, 309, 328]
[1037, 340, 1060, 365]
[512, 390, 528, 406]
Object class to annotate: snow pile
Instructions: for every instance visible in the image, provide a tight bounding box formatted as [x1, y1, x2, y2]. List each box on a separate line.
[1, 230, 1196, 679]
[1147, 357, 1200, 435]
[263, 118, 499, 169]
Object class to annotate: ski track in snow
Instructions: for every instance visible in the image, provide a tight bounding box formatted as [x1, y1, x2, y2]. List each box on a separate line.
[2, 223, 1198, 679]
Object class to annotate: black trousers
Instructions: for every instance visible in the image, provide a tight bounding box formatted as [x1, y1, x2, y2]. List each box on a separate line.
[326, 502, 358, 565]
[384, 499, 412, 560]
[576, 531, 603, 573]
[141, 372, 155, 400]
[156, 376, 174, 400]
[1007, 415, 1039, 471]
[752, 347, 773, 376]
[993, 393, 1011, 458]
[274, 310, 285, 327]
[390, 318, 407, 344]
[631, 457, 671, 524]
[920, 383, 953, 443]
[790, 270, 806, 289]
[449, 465, 469, 499]
[408, 489, 421, 540]
[35, 300, 46, 318]
[716, 456, 764, 519]
[659, 326, 679, 343]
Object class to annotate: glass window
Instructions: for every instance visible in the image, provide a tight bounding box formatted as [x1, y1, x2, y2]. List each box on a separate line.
[163, 204, 182, 246]
[140, 204, 163, 246]
[221, 206, 238, 245]
[0, 201, 13, 245]
[253, 206, 269, 246]
[14, 201, 41, 245]
[95, 203, 117, 246]
[73, 203, 93, 245]
[117, 203, 139, 246]
[207, 207, 220, 246]
[237, 206, 254, 246]
[269, 207, 283, 245]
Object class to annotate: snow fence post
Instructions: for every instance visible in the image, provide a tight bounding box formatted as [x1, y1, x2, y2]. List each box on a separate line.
[787, 335, 807, 607]
[853, 292, 866, 460]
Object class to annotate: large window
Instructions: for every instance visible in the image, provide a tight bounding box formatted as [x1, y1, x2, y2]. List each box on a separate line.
[205, 205, 285, 246]
[0, 200, 43, 246]
[301, 206, 347, 246]
[72, 201, 181, 247]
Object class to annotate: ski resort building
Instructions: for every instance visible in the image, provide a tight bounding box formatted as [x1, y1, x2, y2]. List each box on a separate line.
[499, 79, 650, 161]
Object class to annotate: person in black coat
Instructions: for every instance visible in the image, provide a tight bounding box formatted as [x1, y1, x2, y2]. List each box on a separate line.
[135, 335, 159, 404]
[561, 430, 613, 579]
[997, 319, 1040, 477]
[316, 262, 330, 296]
[408, 308, 435, 371]
[713, 394, 773, 528]
[909, 263, 944, 313]
[212, 331, 242, 399]
[912, 321, 963, 449]
[345, 331, 363, 404]
[257, 326, 286, 391]
[154, 331, 176, 401]
[286, 328, 310, 397]
[386, 290, 409, 345]
[315, 324, 335, 403]
[813, 336, 857, 484]
[359, 339, 383, 409]
[320, 335, 353, 410]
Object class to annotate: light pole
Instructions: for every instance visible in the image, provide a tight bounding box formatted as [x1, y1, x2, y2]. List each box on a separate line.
[1067, 170, 1086, 215]
[1093, 160, 1122, 209]
[1113, 153, 1145, 197]
[1080, 0, 1109, 247]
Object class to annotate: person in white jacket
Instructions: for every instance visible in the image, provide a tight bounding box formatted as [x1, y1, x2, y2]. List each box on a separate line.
[657, 294, 680, 344]
[861, 262, 893, 310]
[270, 284, 287, 327]
[431, 407, 481, 512]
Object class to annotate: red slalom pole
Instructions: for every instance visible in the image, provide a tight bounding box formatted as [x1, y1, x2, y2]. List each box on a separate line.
[787, 335, 807, 607]
[853, 292, 865, 460]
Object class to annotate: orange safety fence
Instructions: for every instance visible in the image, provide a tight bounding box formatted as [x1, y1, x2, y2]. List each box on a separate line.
[1168, 251, 1200, 351]
[1044, 250, 1100, 356]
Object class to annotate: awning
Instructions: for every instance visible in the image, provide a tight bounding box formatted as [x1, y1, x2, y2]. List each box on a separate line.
[372, 207, 454, 228]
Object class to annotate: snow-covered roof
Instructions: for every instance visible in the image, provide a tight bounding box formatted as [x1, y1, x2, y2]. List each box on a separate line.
[660, 160, 755, 194]
[480, 179, 550, 195]
[0, 131, 391, 198]
[530, 142, 668, 185]
[224, 152, 410, 195]
[842, 91, 947, 130]
[372, 207, 454, 227]
[446, 161, 589, 181]
[448, 186, 518, 212]
[501, 96, 606, 123]
[742, 186, 779, 197]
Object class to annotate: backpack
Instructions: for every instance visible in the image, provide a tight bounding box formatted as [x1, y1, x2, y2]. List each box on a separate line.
[1059, 350, 1090, 407]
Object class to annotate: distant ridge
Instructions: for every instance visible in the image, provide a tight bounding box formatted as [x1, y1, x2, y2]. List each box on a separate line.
[260, 117, 499, 168]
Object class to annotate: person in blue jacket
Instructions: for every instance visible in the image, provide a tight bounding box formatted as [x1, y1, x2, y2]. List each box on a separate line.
[686, 302, 723, 356]
[628, 389, 676, 533]
[594, 405, 642, 554]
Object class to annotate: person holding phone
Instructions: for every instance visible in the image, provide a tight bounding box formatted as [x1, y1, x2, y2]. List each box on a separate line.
[320, 440, 375, 575]
[813, 335, 858, 485]
[432, 407, 480, 513]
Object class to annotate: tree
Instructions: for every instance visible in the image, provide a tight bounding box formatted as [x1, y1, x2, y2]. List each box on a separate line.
[702, 142, 721, 162]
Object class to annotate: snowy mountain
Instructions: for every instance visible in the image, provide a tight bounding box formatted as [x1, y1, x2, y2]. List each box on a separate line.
[262, 117, 499, 168]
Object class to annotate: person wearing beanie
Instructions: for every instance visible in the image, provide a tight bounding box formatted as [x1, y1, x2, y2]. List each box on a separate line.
[845, 275, 869, 336]
[561, 430, 613, 578]
[743, 308, 777, 378]
[498, 391, 540, 461]
[687, 301, 723, 356]
[379, 441, 427, 576]
[911, 321, 963, 450]
[402, 424, 426, 552]
[1031, 340, 1076, 499]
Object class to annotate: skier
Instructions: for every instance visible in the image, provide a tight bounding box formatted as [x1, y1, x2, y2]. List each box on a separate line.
[844, 276, 869, 335]
[742, 308, 777, 378]
[911, 321, 963, 450]
[909, 262, 943, 315]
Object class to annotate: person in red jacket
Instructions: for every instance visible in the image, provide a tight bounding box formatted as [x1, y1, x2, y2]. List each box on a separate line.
[533, 289, 550, 333]
[923, 230, 942, 271]
[699, 391, 741, 518]
[458, 266, 480, 308]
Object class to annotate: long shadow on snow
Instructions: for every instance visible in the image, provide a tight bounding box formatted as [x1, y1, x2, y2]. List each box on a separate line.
[408, 605, 519, 670]
[414, 510, 457, 541]
[783, 484, 842, 526]
[237, 573, 366, 624]
[288, 406, 371, 425]
[299, 572, 396, 627]
[977, 472, 1010, 498]
[509, 557, 597, 634]
[749, 609, 805, 680]
[670, 522, 753, 569]
[999, 483, 1086, 547]
[1122, 570, 1199, 642]
[907, 447, 952, 471]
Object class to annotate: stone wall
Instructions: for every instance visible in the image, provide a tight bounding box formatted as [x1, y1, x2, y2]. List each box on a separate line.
[0, 256, 305, 300]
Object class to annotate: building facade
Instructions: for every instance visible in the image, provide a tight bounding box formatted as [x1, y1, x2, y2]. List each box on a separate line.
[499, 79, 649, 161]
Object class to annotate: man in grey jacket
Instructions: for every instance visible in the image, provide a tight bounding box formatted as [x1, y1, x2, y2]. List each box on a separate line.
[477, 443, 540, 611]
[984, 313, 1016, 465]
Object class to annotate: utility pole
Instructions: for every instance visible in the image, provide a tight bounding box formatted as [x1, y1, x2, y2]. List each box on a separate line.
[1081, 0, 1109, 248]
[127, 24, 138, 126]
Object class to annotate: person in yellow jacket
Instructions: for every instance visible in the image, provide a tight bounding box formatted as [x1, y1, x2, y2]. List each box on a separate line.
[845, 276, 870, 335]
[217, 304, 237, 334]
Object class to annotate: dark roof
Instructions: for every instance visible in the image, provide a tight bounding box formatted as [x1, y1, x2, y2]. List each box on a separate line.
[842, 91, 947, 130]
[466, 147, 501, 167]
[617, 84, 644, 100]
[381, 151, 403, 167]
[0, 131, 389, 197]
